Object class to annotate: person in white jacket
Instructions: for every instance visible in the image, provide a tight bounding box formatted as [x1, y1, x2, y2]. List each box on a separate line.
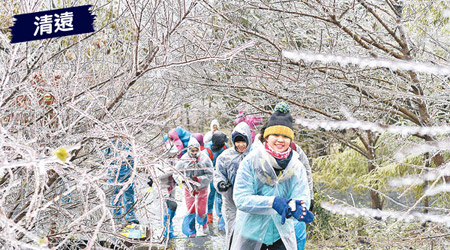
[203, 119, 220, 145]
[213, 122, 253, 248]
[175, 137, 214, 237]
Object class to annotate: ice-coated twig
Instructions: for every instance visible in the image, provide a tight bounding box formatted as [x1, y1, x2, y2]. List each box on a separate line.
[321, 202, 450, 227]
[389, 163, 450, 187]
[394, 141, 450, 161]
[0, 213, 44, 248]
[295, 118, 450, 136]
[283, 50, 450, 75]
[424, 183, 450, 196]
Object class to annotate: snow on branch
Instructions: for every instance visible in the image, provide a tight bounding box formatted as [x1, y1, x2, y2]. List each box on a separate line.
[445, 10, 450, 18]
[425, 183, 450, 196]
[394, 141, 450, 161]
[321, 202, 450, 227]
[295, 118, 450, 137]
[389, 164, 450, 188]
[282, 50, 450, 75]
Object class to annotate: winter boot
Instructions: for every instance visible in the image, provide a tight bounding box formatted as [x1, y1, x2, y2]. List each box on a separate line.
[163, 208, 177, 239]
[217, 216, 225, 234]
[182, 213, 196, 237]
[168, 208, 177, 238]
[207, 213, 213, 224]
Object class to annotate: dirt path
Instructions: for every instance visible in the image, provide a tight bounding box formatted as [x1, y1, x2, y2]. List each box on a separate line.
[136, 183, 227, 250]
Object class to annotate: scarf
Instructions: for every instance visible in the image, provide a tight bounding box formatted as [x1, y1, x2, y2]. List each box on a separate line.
[264, 142, 292, 160]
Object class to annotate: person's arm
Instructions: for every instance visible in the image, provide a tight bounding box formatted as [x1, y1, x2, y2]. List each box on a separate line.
[233, 157, 276, 215]
[203, 131, 212, 144]
[196, 154, 214, 189]
[173, 160, 186, 184]
[297, 146, 314, 200]
[214, 154, 231, 193]
[289, 162, 311, 209]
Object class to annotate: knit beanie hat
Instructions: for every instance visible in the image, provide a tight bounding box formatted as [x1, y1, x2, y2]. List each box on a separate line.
[263, 101, 294, 140]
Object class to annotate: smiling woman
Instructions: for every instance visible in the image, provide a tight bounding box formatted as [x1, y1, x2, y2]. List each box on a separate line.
[231, 101, 313, 250]
[266, 135, 291, 153]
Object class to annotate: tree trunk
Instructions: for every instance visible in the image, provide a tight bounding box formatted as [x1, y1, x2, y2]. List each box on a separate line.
[368, 161, 383, 210]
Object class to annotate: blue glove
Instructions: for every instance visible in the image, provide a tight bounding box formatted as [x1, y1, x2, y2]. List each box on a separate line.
[272, 196, 292, 225]
[291, 200, 314, 223]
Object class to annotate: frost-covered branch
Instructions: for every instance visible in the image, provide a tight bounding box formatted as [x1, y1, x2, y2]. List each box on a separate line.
[295, 118, 450, 136]
[389, 164, 450, 188]
[321, 202, 450, 227]
[283, 50, 450, 75]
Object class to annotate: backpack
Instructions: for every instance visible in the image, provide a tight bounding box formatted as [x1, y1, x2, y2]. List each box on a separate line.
[206, 145, 228, 161]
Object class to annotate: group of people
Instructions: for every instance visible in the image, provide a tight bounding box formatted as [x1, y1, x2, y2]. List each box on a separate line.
[105, 102, 315, 250]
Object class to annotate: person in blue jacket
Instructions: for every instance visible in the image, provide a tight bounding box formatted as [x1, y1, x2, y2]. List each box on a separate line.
[231, 102, 314, 250]
[254, 127, 314, 250]
[205, 131, 228, 232]
[104, 139, 139, 225]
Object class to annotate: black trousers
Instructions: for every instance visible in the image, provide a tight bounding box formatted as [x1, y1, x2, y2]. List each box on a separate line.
[260, 238, 287, 250]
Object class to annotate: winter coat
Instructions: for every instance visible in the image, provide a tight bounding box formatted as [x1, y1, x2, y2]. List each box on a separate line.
[203, 119, 220, 145]
[253, 136, 314, 200]
[233, 111, 263, 142]
[175, 139, 213, 191]
[231, 144, 310, 249]
[293, 144, 314, 199]
[167, 126, 191, 157]
[213, 122, 253, 248]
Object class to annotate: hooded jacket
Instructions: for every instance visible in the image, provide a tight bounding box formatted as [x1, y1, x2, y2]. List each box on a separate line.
[253, 135, 314, 200]
[167, 126, 191, 158]
[213, 122, 252, 248]
[203, 119, 220, 145]
[231, 142, 310, 249]
[234, 111, 263, 142]
[175, 137, 213, 191]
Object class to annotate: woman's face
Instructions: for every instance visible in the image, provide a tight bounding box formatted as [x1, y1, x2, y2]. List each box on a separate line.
[266, 134, 291, 152]
[234, 141, 247, 153]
